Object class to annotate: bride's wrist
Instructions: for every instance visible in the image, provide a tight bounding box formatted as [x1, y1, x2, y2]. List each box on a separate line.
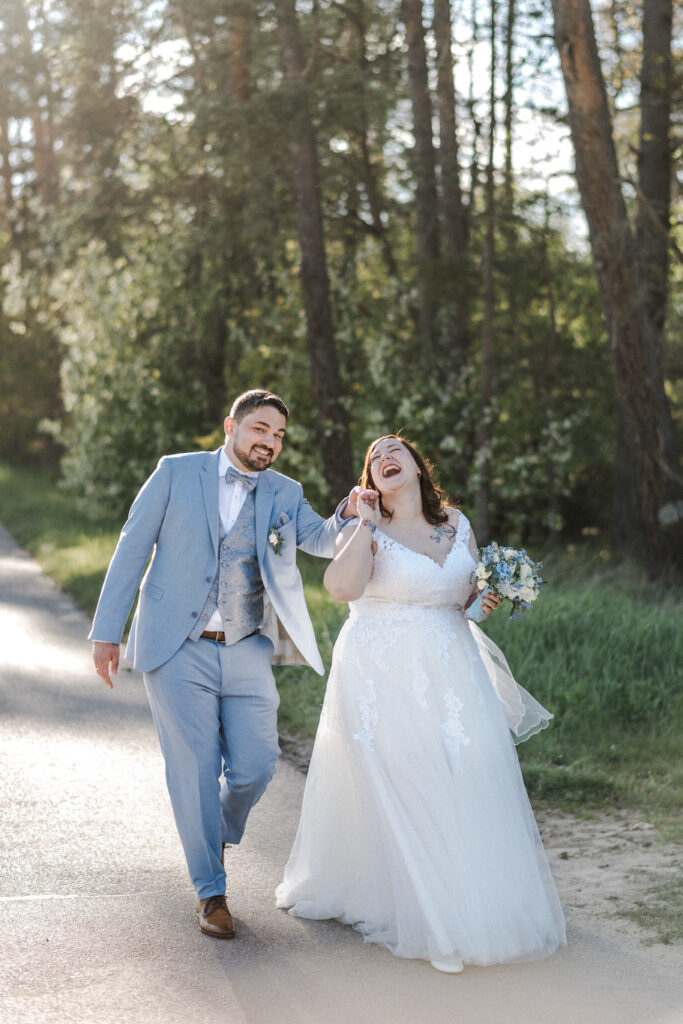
[359, 518, 377, 534]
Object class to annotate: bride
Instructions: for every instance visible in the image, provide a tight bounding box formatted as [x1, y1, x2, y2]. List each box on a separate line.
[276, 435, 566, 972]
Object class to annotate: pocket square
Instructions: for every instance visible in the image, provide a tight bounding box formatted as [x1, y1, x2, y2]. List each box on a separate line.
[275, 511, 291, 527]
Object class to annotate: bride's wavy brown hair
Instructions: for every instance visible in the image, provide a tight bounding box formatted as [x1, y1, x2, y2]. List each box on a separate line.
[360, 434, 453, 526]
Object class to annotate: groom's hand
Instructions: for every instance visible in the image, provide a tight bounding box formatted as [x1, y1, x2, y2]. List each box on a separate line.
[93, 641, 120, 689]
[341, 486, 363, 519]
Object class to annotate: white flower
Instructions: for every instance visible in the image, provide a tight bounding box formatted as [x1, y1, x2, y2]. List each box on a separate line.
[268, 525, 284, 554]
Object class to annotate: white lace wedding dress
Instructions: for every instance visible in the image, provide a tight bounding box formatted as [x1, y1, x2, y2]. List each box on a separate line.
[276, 514, 566, 968]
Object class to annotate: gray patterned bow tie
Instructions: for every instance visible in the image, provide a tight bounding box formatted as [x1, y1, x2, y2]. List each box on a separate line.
[225, 466, 258, 491]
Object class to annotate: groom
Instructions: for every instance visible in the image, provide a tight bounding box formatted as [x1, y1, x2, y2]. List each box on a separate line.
[91, 389, 357, 938]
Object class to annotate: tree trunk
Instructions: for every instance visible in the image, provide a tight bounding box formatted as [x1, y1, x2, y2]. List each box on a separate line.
[401, 0, 441, 352]
[540, 196, 561, 542]
[502, 0, 518, 342]
[636, 0, 672, 334]
[503, 0, 515, 212]
[433, 0, 469, 360]
[465, 0, 482, 228]
[227, 8, 250, 101]
[615, 0, 677, 558]
[275, 0, 354, 503]
[0, 104, 12, 216]
[551, 0, 683, 578]
[351, 0, 398, 278]
[175, 3, 226, 428]
[475, 0, 497, 544]
[636, 0, 676, 460]
[16, 2, 59, 205]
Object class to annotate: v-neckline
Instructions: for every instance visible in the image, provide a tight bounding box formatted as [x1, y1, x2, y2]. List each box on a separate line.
[377, 513, 463, 569]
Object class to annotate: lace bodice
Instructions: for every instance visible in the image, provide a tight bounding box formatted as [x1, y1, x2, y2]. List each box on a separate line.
[355, 511, 476, 611]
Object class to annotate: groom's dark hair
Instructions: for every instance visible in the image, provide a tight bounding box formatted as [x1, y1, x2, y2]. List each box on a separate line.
[229, 389, 289, 422]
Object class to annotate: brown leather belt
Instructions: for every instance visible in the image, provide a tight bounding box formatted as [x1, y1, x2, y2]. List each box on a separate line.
[200, 629, 259, 644]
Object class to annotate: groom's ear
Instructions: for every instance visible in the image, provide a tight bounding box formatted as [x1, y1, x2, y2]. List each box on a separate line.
[224, 415, 234, 437]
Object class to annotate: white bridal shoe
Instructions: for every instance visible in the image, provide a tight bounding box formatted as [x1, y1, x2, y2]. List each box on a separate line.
[430, 959, 464, 974]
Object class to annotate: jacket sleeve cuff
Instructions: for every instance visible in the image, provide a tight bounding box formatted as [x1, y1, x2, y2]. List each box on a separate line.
[335, 497, 357, 526]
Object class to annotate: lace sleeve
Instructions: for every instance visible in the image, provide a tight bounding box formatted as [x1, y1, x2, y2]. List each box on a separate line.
[455, 511, 470, 547]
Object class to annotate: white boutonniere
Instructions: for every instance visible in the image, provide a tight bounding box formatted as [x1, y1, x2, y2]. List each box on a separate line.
[268, 525, 284, 555]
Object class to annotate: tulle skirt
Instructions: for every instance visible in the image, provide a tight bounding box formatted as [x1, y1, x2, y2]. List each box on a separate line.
[276, 602, 566, 967]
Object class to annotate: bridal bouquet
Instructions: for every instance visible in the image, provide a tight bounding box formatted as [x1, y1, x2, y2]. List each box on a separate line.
[466, 542, 544, 622]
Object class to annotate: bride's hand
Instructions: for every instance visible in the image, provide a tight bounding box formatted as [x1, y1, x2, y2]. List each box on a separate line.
[480, 592, 502, 619]
[356, 488, 381, 526]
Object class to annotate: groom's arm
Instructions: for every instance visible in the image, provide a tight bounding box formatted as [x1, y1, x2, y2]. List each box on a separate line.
[90, 458, 172, 646]
[294, 485, 361, 558]
[294, 494, 341, 558]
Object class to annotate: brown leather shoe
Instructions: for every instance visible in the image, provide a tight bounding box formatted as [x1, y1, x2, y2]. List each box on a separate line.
[197, 895, 236, 939]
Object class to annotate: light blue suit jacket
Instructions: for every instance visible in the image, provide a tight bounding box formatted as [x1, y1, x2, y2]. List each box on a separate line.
[89, 449, 345, 674]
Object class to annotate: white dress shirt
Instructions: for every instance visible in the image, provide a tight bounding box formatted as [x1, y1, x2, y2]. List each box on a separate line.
[203, 449, 259, 632]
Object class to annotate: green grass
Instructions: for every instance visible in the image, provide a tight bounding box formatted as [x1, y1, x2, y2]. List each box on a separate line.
[0, 462, 121, 609]
[2, 460, 682, 822]
[618, 875, 683, 945]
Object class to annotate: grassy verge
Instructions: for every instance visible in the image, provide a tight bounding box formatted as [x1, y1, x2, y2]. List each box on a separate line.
[618, 875, 683, 945]
[0, 462, 121, 611]
[1, 461, 682, 827]
[481, 552, 683, 823]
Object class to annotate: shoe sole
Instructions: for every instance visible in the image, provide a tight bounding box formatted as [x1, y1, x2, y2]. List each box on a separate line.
[198, 923, 236, 939]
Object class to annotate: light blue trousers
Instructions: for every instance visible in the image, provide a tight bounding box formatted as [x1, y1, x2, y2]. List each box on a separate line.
[144, 633, 280, 900]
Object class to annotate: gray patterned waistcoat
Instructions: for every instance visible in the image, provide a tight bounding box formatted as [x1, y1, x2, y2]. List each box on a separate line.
[189, 490, 264, 646]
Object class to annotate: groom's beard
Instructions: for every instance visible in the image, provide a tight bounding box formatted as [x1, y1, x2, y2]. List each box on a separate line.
[232, 441, 275, 472]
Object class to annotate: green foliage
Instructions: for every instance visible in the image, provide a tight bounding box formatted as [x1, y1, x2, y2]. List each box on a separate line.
[1, 0, 681, 545]
[48, 232, 208, 516]
[0, 210, 63, 464]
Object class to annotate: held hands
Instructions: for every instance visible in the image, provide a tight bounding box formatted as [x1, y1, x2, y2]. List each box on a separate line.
[345, 485, 380, 522]
[355, 488, 381, 528]
[93, 641, 120, 689]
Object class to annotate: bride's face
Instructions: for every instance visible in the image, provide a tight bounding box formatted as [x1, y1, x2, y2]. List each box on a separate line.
[368, 439, 420, 496]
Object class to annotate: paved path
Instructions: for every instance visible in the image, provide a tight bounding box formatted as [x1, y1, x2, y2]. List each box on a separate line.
[0, 524, 681, 1024]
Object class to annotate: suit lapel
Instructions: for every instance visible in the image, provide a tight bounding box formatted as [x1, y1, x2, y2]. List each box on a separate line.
[200, 449, 221, 555]
[255, 470, 275, 565]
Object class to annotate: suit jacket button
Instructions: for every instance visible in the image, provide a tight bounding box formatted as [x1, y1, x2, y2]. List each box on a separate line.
[205, 576, 212, 582]
[191, 612, 198, 618]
